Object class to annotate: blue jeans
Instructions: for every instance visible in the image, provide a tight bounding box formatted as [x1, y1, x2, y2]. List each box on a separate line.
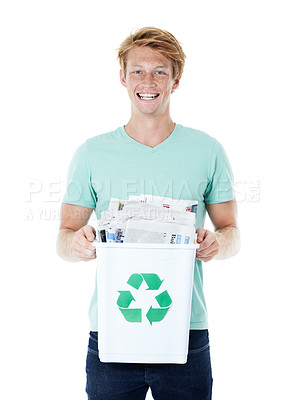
[85, 330, 213, 399]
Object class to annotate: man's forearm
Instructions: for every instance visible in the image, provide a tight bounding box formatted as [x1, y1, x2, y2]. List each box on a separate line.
[213, 225, 241, 260]
[56, 228, 80, 262]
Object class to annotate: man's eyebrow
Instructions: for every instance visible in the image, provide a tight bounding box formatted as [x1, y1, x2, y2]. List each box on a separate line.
[131, 64, 167, 68]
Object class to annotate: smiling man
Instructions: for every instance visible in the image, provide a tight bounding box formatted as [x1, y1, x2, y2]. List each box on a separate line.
[57, 27, 240, 400]
[120, 45, 179, 146]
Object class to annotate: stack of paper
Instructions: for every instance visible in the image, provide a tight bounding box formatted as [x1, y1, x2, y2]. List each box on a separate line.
[96, 195, 198, 245]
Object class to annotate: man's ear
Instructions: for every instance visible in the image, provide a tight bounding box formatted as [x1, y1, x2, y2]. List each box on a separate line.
[120, 69, 127, 88]
[171, 76, 181, 93]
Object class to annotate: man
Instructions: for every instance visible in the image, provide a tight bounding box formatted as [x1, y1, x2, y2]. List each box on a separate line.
[57, 26, 240, 400]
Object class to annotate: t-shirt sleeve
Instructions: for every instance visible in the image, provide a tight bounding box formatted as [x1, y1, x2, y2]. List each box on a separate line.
[204, 139, 235, 204]
[62, 141, 97, 209]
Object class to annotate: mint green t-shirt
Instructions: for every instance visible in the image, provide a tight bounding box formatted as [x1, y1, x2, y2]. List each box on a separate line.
[63, 123, 235, 330]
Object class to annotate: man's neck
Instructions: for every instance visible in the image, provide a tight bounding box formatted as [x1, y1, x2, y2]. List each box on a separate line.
[124, 115, 175, 148]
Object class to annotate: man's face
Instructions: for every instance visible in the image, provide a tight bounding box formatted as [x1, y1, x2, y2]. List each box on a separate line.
[120, 46, 180, 116]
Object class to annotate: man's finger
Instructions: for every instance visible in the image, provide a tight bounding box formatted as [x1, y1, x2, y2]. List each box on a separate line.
[197, 230, 216, 248]
[196, 247, 219, 261]
[196, 228, 206, 243]
[196, 237, 219, 260]
[76, 251, 96, 260]
[73, 247, 96, 260]
[196, 245, 217, 257]
[77, 236, 96, 251]
[72, 238, 96, 255]
[75, 244, 96, 257]
[197, 239, 217, 254]
[82, 226, 96, 242]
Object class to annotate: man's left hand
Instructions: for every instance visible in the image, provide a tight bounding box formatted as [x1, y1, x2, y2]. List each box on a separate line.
[195, 228, 220, 262]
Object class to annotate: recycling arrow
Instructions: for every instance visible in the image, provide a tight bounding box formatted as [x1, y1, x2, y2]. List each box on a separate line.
[117, 273, 172, 325]
[127, 273, 164, 290]
[117, 291, 142, 322]
[146, 306, 168, 325]
[117, 291, 135, 308]
[146, 290, 172, 325]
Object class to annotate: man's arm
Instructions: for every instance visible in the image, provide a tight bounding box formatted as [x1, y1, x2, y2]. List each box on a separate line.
[56, 203, 96, 262]
[195, 199, 241, 262]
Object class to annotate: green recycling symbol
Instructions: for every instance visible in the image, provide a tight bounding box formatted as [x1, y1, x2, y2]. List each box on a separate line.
[117, 273, 172, 325]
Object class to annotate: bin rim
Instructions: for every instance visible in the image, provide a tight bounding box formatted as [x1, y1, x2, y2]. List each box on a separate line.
[94, 241, 199, 250]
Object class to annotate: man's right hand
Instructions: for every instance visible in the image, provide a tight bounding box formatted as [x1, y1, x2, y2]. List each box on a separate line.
[71, 225, 97, 261]
[57, 203, 96, 262]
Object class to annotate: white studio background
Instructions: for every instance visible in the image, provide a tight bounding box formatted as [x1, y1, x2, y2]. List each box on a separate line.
[1, 1, 284, 399]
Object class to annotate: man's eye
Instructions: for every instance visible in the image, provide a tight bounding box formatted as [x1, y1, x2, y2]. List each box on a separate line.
[156, 71, 164, 75]
[134, 71, 141, 74]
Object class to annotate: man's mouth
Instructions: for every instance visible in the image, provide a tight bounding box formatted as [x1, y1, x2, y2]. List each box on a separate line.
[136, 93, 160, 101]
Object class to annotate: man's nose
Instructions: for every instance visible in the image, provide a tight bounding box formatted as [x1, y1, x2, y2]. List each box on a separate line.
[143, 72, 156, 86]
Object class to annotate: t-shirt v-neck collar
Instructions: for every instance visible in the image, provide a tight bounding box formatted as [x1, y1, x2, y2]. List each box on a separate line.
[118, 123, 181, 153]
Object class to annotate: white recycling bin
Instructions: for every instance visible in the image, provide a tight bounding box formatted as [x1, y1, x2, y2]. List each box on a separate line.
[95, 242, 199, 364]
